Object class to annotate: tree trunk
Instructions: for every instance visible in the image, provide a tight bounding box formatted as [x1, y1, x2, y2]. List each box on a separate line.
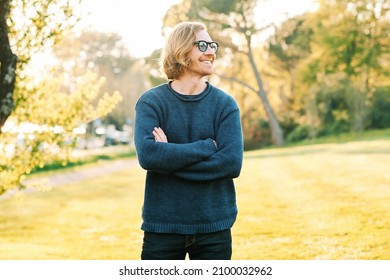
[0, 0, 17, 132]
[246, 36, 284, 146]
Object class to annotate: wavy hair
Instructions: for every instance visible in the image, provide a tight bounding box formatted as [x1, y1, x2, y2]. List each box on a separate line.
[160, 21, 206, 80]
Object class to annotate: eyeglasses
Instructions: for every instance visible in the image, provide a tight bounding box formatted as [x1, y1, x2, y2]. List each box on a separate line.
[193, 40, 219, 53]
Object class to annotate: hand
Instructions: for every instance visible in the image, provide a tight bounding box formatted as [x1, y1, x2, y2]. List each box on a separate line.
[153, 127, 168, 143]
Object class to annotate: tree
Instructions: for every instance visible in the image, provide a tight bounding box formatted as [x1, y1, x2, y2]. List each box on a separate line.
[0, 0, 123, 194]
[266, 16, 312, 99]
[298, 0, 389, 134]
[0, 0, 81, 131]
[312, 0, 388, 81]
[162, 0, 284, 146]
[0, 0, 17, 129]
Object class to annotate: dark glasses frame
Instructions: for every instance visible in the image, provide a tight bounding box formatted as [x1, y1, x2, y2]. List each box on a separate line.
[193, 40, 219, 53]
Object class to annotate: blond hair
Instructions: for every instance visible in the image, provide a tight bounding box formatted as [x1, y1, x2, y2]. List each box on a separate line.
[160, 21, 206, 80]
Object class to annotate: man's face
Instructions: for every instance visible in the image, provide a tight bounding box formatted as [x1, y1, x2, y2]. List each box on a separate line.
[186, 29, 216, 78]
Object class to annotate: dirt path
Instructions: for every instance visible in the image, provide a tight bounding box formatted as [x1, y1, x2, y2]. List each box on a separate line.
[26, 159, 139, 187]
[1, 158, 140, 200]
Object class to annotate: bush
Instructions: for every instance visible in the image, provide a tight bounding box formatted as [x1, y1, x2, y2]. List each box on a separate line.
[286, 125, 310, 143]
[243, 119, 272, 150]
[369, 86, 390, 129]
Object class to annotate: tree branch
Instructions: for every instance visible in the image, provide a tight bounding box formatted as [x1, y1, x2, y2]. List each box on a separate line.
[217, 73, 258, 94]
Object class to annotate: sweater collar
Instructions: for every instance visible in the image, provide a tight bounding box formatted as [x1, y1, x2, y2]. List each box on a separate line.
[167, 81, 211, 101]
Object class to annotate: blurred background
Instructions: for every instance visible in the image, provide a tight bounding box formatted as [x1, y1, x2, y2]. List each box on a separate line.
[1, 0, 389, 190]
[0, 0, 389, 260]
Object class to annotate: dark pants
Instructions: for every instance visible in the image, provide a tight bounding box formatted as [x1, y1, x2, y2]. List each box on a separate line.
[141, 229, 232, 260]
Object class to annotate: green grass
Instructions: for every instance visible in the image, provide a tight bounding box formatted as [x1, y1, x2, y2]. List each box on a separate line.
[235, 140, 390, 259]
[1, 138, 390, 260]
[0, 166, 144, 259]
[290, 128, 390, 146]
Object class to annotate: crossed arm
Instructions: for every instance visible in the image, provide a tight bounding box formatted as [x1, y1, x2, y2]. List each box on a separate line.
[145, 117, 242, 182]
[135, 100, 243, 182]
[153, 127, 217, 149]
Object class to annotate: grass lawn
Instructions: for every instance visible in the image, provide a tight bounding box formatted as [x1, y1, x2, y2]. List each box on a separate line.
[1, 139, 390, 260]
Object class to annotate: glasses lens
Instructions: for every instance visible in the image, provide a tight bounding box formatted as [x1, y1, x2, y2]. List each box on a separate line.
[198, 41, 208, 52]
[210, 42, 218, 52]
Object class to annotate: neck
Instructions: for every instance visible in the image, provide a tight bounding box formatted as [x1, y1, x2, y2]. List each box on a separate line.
[171, 76, 207, 95]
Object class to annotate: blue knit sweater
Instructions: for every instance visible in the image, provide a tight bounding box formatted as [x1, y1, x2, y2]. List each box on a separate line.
[134, 81, 243, 234]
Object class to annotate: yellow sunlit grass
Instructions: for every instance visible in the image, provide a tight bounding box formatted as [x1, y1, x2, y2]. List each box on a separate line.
[1, 139, 390, 260]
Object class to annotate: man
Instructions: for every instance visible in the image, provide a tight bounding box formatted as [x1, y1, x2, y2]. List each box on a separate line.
[134, 21, 243, 260]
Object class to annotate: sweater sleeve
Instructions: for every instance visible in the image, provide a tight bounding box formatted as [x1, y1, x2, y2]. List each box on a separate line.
[134, 99, 217, 173]
[172, 105, 243, 182]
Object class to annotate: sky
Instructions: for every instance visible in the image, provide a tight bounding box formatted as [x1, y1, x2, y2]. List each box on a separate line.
[79, 0, 181, 58]
[78, 0, 318, 58]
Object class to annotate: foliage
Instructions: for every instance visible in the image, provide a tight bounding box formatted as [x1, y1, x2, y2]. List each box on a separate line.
[265, 15, 314, 143]
[267, 15, 312, 82]
[313, 73, 361, 135]
[0, 71, 122, 194]
[0, 0, 126, 195]
[286, 125, 311, 143]
[368, 86, 390, 129]
[242, 118, 272, 150]
[1, 0, 82, 127]
[7, 0, 81, 66]
[270, 0, 389, 142]
[311, 0, 388, 80]
[52, 30, 146, 129]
